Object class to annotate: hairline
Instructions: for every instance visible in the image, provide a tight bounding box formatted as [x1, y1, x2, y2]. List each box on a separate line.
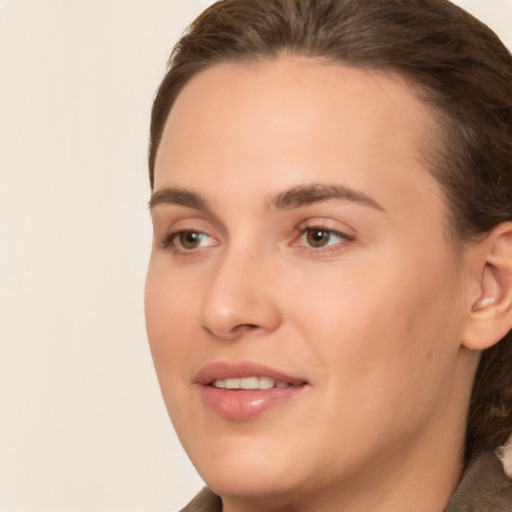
[150, 52, 469, 251]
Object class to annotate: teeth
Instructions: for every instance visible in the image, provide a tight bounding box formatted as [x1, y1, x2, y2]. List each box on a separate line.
[241, 377, 259, 389]
[258, 377, 274, 389]
[225, 378, 240, 389]
[212, 377, 291, 390]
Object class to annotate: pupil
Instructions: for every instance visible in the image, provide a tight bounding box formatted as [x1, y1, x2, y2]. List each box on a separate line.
[308, 230, 329, 247]
[181, 232, 201, 248]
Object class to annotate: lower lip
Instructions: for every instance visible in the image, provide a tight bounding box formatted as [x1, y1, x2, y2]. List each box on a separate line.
[201, 385, 305, 420]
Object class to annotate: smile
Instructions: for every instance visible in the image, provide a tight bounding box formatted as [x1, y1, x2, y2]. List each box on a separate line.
[197, 362, 309, 420]
[212, 377, 294, 390]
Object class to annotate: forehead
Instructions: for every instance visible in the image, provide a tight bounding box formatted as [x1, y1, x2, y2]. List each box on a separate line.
[154, 57, 445, 233]
[155, 56, 438, 178]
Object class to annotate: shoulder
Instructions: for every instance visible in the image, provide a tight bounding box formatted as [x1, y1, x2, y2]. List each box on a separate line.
[179, 487, 222, 512]
[445, 450, 512, 511]
[176, 453, 512, 512]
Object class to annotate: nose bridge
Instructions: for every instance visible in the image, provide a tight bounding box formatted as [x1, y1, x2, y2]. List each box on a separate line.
[200, 240, 281, 339]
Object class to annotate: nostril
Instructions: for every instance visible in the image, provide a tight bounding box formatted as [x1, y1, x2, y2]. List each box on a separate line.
[201, 322, 259, 340]
[200, 281, 282, 339]
[233, 323, 260, 334]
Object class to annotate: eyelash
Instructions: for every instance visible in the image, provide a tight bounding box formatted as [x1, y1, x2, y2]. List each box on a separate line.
[158, 224, 355, 255]
[294, 225, 355, 251]
[159, 230, 216, 254]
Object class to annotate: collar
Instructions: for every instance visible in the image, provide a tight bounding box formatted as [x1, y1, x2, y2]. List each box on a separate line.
[180, 450, 512, 512]
[444, 450, 512, 511]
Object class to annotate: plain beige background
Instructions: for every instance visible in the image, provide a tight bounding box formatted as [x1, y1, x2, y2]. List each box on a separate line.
[0, 1, 510, 510]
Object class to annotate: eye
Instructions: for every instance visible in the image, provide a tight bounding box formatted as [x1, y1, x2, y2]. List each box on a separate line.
[296, 227, 353, 249]
[161, 230, 217, 252]
[178, 231, 209, 249]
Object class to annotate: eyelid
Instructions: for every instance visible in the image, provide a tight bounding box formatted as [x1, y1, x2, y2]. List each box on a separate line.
[154, 216, 221, 254]
[159, 229, 219, 256]
[291, 219, 356, 251]
[295, 228, 353, 245]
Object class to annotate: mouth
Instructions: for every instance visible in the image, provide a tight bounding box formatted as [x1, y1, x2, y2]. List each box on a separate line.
[211, 376, 301, 390]
[196, 362, 309, 420]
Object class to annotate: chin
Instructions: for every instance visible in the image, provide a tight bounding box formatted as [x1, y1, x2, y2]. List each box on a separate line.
[205, 467, 300, 505]
[191, 441, 304, 500]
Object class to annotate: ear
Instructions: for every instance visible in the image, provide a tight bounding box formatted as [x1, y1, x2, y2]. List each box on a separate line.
[462, 222, 512, 351]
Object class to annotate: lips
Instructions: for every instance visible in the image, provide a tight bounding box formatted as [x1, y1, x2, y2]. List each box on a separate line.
[212, 376, 293, 390]
[195, 362, 308, 420]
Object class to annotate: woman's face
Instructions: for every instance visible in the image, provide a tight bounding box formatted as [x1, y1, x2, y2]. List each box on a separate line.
[146, 58, 475, 507]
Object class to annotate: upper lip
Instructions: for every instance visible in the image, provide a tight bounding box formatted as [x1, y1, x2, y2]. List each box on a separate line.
[195, 361, 308, 386]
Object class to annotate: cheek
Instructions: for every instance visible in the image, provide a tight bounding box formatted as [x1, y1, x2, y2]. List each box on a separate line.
[290, 253, 463, 403]
[145, 265, 205, 437]
[144, 264, 198, 382]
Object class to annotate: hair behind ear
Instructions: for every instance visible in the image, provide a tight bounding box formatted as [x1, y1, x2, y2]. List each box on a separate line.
[463, 223, 512, 461]
[466, 332, 512, 461]
[462, 224, 512, 351]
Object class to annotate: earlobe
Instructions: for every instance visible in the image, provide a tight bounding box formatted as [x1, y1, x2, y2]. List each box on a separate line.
[462, 223, 512, 351]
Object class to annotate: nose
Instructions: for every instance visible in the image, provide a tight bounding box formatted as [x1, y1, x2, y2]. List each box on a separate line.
[200, 247, 282, 340]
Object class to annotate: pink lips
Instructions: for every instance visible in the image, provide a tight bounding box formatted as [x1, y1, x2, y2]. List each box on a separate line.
[196, 362, 308, 421]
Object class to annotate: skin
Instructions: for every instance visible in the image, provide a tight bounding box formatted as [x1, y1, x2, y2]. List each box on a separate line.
[145, 57, 485, 512]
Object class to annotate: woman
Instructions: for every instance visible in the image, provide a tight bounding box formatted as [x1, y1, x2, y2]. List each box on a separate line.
[145, 0, 512, 510]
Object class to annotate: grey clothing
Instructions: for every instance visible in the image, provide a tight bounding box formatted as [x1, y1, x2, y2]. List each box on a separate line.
[180, 450, 512, 511]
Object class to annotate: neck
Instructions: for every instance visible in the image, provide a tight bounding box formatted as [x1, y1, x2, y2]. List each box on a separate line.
[222, 439, 464, 512]
[221, 352, 477, 512]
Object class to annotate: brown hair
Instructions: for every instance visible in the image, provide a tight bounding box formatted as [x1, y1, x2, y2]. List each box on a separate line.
[148, 0, 512, 460]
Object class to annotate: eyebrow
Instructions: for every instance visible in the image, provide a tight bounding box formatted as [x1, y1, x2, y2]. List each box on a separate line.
[149, 188, 210, 211]
[149, 183, 385, 213]
[267, 183, 385, 212]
